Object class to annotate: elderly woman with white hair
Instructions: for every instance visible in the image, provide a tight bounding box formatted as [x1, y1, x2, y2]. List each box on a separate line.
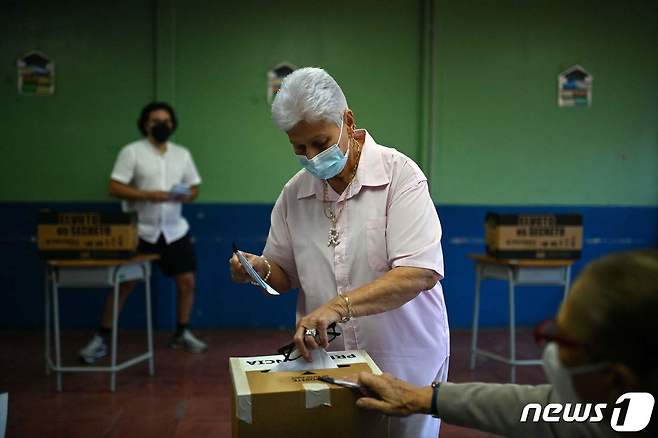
[230, 67, 450, 437]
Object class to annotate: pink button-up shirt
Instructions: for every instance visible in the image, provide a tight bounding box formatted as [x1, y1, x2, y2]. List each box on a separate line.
[264, 129, 450, 387]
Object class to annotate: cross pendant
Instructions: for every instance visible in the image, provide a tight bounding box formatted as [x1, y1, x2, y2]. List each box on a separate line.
[328, 228, 340, 247]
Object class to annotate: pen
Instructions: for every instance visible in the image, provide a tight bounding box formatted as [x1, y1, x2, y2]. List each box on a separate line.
[318, 375, 361, 389]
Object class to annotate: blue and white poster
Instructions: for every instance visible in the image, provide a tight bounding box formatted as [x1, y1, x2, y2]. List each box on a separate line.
[558, 65, 592, 108]
[17, 50, 55, 96]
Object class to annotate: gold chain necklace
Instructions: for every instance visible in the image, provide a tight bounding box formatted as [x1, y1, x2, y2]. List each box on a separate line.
[323, 138, 362, 247]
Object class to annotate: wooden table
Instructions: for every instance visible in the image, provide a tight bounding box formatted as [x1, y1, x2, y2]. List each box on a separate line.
[468, 254, 576, 382]
[44, 255, 158, 391]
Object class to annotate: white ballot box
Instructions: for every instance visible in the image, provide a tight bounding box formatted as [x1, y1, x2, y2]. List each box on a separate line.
[229, 350, 389, 438]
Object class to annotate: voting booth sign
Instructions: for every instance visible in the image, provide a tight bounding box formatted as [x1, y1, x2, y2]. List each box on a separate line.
[37, 211, 138, 259]
[229, 350, 389, 438]
[486, 213, 583, 259]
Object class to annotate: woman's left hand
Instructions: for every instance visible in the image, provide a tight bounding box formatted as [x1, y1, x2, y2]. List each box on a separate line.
[294, 298, 344, 361]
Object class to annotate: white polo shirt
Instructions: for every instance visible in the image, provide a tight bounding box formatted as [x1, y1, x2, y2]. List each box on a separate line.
[110, 139, 202, 244]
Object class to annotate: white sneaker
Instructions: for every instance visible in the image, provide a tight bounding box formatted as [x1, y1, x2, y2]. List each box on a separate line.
[169, 329, 208, 353]
[79, 334, 108, 364]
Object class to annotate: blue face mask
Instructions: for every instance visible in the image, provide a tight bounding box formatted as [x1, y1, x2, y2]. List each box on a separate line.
[296, 120, 349, 180]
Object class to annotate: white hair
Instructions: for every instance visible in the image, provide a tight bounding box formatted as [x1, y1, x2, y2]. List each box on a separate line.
[271, 67, 348, 132]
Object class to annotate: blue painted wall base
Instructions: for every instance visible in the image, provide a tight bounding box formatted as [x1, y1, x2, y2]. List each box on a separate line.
[1, 202, 655, 331]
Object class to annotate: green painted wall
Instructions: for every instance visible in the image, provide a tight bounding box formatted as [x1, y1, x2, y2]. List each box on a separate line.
[0, 0, 154, 202]
[0, 0, 421, 203]
[434, 0, 658, 205]
[1, 0, 656, 205]
[172, 0, 422, 203]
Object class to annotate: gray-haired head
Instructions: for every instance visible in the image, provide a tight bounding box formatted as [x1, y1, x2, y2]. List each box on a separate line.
[565, 249, 658, 399]
[271, 67, 348, 132]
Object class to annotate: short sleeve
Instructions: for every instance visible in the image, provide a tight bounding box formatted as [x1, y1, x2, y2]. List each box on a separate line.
[182, 151, 202, 186]
[263, 190, 300, 289]
[386, 164, 444, 278]
[110, 145, 136, 184]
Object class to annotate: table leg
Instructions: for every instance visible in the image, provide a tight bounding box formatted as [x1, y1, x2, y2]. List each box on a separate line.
[144, 263, 154, 376]
[110, 275, 120, 392]
[52, 272, 62, 391]
[508, 268, 516, 383]
[469, 264, 482, 370]
[562, 266, 572, 302]
[45, 267, 51, 376]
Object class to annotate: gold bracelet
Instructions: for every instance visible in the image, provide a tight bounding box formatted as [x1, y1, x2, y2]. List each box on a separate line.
[261, 256, 271, 282]
[249, 256, 272, 286]
[338, 292, 354, 322]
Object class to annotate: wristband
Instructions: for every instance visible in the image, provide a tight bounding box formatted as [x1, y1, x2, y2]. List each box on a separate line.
[249, 255, 271, 286]
[430, 381, 441, 418]
[261, 256, 271, 282]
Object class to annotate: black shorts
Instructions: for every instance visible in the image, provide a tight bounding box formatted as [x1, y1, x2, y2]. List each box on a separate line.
[138, 233, 197, 277]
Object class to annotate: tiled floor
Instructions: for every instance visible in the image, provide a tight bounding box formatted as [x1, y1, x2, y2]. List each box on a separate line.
[1, 328, 546, 437]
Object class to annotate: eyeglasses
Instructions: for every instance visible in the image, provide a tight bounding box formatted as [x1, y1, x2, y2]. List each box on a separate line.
[533, 319, 584, 348]
[277, 322, 342, 362]
[537, 320, 611, 376]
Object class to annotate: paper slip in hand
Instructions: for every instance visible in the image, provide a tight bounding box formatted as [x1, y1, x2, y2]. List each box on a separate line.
[232, 242, 279, 295]
[169, 183, 191, 199]
[271, 348, 338, 372]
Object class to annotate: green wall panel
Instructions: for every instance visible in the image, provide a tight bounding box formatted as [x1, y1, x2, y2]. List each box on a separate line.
[0, 0, 155, 202]
[172, 0, 421, 203]
[433, 0, 658, 205]
[1, 0, 656, 206]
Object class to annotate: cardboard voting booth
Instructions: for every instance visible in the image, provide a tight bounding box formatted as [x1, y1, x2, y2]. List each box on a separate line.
[37, 211, 138, 259]
[486, 213, 583, 259]
[230, 350, 389, 438]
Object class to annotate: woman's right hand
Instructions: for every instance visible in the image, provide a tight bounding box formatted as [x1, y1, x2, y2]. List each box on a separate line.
[229, 251, 264, 283]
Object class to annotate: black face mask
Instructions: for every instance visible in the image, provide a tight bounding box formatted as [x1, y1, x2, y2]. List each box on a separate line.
[150, 122, 172, 143]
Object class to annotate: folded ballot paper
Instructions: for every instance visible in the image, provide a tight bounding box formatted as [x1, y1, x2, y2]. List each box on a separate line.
[229, 350, 389, 438]
[271, 348, 337, 372]
[233, 243, 279, 295]
[169, 183, 191, 199]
